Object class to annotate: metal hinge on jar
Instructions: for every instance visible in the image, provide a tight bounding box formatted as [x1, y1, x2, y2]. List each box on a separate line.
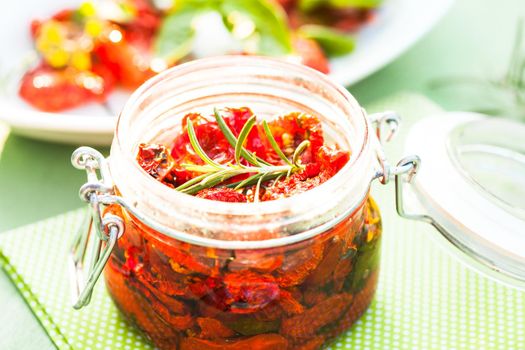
[69, 147, 124, 309]
[367, 110, 443, 228]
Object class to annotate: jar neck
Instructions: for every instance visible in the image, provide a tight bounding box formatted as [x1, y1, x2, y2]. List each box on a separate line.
[109, 56, 378, 247]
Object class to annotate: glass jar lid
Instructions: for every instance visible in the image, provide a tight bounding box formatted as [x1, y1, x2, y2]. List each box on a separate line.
[404, 111, 525, 289]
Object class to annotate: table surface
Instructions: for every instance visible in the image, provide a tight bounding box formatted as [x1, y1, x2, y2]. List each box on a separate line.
[0, 0, 523, 349]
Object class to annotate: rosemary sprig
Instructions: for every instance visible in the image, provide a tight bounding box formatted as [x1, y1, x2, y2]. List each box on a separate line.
[262, 120, 293, 166]
[214, 108, 271, 166]
[174, 111, 310, 195]
[235, 115, 257, 165]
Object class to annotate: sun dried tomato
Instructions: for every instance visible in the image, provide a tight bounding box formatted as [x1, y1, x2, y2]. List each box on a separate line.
[130, 272, 194, 330]
[325, 271, 378, 340]
[150, 298, 194, 330]
[278, 289, 305, 315]
[197, 317, 235, 339]
[191, 272, 280, 315]
[105, 260, 180, 344]
[265, 112, 324, 160]
[280, 293, 353, 339]
[138, 107, 352, 203]
[121, 246, 144, 276]
[227, 316, 280, 336]
[144, 245, 201, 298]
[137, 143, 177, 186]
[294, 336, 326, 350]
[223, 271, 280, 314]
[302, 288, 327, 307]
[190, 276, 229, 311]
[332, 257, 353, 292]
[317, 145, 351, 175]
[30, 19, 43, 38]
[198, 301, 224, 319]
[228, 251, 283, 274]
[135, 277, 188, 315]
[261, 169, 332, 201]
[169, 252, 214, 276]
[180, 334, 288, 350]
[306, 238, 344, 286]
[277, 244, 324, 287]
[196, 188, 247, 202]
[153, 275, 191, 298]
[171, 112, 232, 166]
[147, 238, 214, 276]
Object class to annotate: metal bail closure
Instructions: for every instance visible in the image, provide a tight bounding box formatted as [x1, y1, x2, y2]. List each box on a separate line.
[368, 112, 432, 224]
[367, 110, 401, 185]
[69, 147, 124, 309]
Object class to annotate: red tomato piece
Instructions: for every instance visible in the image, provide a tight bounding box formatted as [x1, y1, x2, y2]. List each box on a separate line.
[265, 111, 324, 163]
[18, 63, 112, 112]
[197, 317, 235, 339]
[292, 36, 330, 74]
[223, 271, 280, 314]
[137, 143, 176, 183]
[317, 145, 350, 175]
[93, 26, 156, 90]
[221, 107, 270, 162]
[196, 188, 247, 203]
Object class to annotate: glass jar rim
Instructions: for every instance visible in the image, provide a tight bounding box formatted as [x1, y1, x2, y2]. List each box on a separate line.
[110, 56, 378, 248]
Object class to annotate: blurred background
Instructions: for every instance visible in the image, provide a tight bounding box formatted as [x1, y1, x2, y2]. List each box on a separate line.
[0, 0, 524, 348]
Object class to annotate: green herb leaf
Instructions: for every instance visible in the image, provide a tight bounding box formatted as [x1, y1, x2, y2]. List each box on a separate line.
[174, 173, 210, 191]
[292, 140, 310, 166]
[186, 120, 222, 168]
[181, 170, 242, 194]
[253, 173, 266, 202]
[328, 0, 383, 9]
[220, 0, 292, 55]
[299, 0, 382, 11]
[299, 25, 355, 57]
[153, 9, 197, 64]
[234, 172, 264, 190]
[214, 108, 271, 166]
[235, 115, 257, 165]
[262, 120, 293, 166]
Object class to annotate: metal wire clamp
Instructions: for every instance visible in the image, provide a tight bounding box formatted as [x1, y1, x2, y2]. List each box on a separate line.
[69, 147, 124, 309]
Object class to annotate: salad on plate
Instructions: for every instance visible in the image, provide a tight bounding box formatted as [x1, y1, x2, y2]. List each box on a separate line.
[19, 0, 381, 112]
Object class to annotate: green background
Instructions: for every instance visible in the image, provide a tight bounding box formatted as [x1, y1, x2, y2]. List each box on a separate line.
[0, 0, 523, 348]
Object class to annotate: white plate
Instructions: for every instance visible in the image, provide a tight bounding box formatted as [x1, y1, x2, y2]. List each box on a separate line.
[0, 0, 453, 145]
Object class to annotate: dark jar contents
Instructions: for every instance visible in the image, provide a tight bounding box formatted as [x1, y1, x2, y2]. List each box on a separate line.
[103, 107, 382, 349]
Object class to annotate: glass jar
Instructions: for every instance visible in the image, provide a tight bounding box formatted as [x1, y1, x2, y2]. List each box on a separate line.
[70, 56, 405, 350]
